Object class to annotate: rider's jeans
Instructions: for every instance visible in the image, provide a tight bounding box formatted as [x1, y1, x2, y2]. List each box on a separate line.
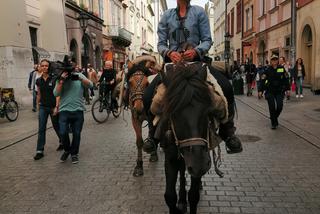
[59, 111, 84, 155]
[36, 106, 60, 152]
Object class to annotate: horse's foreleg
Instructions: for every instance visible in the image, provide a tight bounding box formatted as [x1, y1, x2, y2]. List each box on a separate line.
[188, 176, 201, 214]
[164, 150, 183, 214]
[177, 159, 187, 213]
[132, 118, 144, 177]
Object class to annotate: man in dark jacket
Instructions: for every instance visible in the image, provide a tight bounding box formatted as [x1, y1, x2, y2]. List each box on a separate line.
[98, 61, 117, 109]
[259, 55, 290, 129]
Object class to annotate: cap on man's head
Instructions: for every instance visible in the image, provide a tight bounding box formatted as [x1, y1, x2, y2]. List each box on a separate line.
[270, 54, 279, 60]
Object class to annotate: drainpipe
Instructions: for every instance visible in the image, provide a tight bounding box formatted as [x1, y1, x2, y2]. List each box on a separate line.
[290, 0, 297, 67]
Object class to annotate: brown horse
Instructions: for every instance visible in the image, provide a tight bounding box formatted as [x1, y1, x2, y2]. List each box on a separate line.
[127, 55, 159, 177]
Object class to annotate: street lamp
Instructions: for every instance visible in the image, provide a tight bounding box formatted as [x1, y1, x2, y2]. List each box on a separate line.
[78, 12, 90, 69]
[78, 12, 90, 104]
[224, 32, 231, 72]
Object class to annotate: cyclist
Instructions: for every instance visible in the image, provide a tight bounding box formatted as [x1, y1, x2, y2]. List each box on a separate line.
[98, 61, 117, 110]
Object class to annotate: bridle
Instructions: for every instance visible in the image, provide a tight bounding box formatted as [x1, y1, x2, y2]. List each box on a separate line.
[129, 71, 146, 107]
[170, 118, 209, 148]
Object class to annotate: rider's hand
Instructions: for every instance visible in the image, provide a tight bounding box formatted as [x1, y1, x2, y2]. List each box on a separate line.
[168, 51, 182, 63]
[182, 49, 197, 61]
[60, 72, 69, 81]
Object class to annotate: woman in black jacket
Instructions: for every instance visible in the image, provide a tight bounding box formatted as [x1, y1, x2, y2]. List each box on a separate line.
[292, 58, 306, 98]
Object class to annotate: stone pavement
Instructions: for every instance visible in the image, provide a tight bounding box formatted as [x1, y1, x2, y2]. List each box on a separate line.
[1, 97, 320, 213]
[235, 88, 320, 148]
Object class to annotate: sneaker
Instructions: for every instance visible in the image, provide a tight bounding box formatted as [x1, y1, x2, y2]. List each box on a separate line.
[60, 152, 70, 162]
[71, 155, 79, 164]
[296, 95, 299, 98]
[32, 108, 36, 112]
[56, 144, 64, 151]
[33, 152, 44, 160]
[300, 94, 303, 98]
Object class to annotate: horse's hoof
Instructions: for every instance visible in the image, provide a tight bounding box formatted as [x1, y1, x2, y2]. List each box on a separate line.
[143, 137, 156, 154]
[226, 135, 243, 154]
[177, 202, 187, 213]
[133, 166, 144, 177]
[149, 152, 158, 162]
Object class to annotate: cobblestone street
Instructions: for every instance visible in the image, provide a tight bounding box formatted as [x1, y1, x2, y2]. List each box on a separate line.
[1, 98, 320, 214]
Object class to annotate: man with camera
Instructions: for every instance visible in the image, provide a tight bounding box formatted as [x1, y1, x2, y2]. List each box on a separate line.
[54, 64, 93, 164]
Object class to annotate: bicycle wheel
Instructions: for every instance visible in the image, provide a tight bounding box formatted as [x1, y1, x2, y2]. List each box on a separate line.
[91, 99, 109, 123]
[5, 100, 19, 122]
[112, 95, 122, 118]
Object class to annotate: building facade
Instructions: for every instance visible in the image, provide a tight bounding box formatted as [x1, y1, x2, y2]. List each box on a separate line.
[65, 0, 104, 70]
[255, 0, 291, 66]
[242, 0, 256, 64]
[296, 0, 320, 91]
[205, 1, 215, 59]
[0, 0, 68, 106]
[227, 0, 242, 64]
[102, 0, 131, 71]
[212, 0, 226, 61]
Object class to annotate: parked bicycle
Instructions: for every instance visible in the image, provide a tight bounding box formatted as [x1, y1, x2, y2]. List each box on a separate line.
[91, 80, 121, 123]
[0, 88, 19, 122]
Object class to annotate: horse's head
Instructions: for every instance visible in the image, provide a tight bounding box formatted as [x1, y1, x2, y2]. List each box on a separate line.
[164, 62, 212, 178]
[127, 55, 158, 114]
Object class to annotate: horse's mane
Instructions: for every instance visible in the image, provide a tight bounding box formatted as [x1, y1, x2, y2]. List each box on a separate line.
[163, 62, 211, 118]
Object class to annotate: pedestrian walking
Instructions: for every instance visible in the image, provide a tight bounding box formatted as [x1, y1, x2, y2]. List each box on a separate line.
[259, 54, 290, 129]
[28, 64, 38, 111]
[245, 60, 256, 96]
[33, 59, 63, 160]
[279, 57, 291, 100]
[30, 64, 42, 112]
[292, 58, 306, 98]
[54, 59, 93, 164]
[87, 64, 98, 99]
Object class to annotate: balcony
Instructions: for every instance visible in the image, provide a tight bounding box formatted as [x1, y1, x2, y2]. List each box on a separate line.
[105, 25, 132, 47]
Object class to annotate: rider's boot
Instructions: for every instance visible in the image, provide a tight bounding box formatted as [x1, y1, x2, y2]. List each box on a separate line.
[143, 113, 158, 154]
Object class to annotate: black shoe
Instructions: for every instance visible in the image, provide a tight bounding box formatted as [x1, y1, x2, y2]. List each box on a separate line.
[33, 153, 44, 160]
[60, 152, 70, 162]
[56, 144, 64, 151]
[32, 108, 36, 112]
[225, 135, 243, 154]
[143, 137, 156, 154]
[71, 155, 79, 164]
[271, 125, 277, 130]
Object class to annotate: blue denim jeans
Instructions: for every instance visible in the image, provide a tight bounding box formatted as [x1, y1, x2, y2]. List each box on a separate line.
[36, 106, 60, 152]
[59, 111, 84, 155]
[295, 77, 303, 95]
[32, 90, 37, 110]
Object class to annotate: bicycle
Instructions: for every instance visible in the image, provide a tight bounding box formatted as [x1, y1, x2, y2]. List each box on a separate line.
[91, 80, 121, 123]
[0, 88, 19, 122]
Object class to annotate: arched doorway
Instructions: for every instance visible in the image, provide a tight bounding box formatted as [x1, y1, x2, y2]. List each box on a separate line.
[258, 40, 266, 65]
[69, 39, 78, 64]
[81, 34, 92, 69]
[301, 24, 313, 85]
[95, 46, 102, 70]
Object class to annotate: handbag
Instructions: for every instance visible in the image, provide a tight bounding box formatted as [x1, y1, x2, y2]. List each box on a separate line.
[291, 80, 296, 92]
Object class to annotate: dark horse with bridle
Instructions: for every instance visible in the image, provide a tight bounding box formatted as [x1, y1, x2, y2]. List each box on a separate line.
[161, 62, 216, 214]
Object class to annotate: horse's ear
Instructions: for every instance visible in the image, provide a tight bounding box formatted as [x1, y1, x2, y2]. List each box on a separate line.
[128, 61, 134, 70]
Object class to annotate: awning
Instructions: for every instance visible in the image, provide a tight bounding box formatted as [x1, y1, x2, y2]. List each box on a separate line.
[32, 46, 51, 58]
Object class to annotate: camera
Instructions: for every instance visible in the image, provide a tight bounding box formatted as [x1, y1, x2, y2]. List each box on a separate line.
[49, 55, 78, 81]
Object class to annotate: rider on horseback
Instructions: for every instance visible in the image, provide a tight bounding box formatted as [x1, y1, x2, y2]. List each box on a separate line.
[143, 0, 243, 154]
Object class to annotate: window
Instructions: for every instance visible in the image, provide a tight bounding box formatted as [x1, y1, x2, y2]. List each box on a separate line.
[236, 1, 241, 33]
[231, 9, 234, 36]
[259, 0, 265, 16]
[270, 0, 277, 9]
[245, 8, 249, 31]
[29, 27, 37, 47]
